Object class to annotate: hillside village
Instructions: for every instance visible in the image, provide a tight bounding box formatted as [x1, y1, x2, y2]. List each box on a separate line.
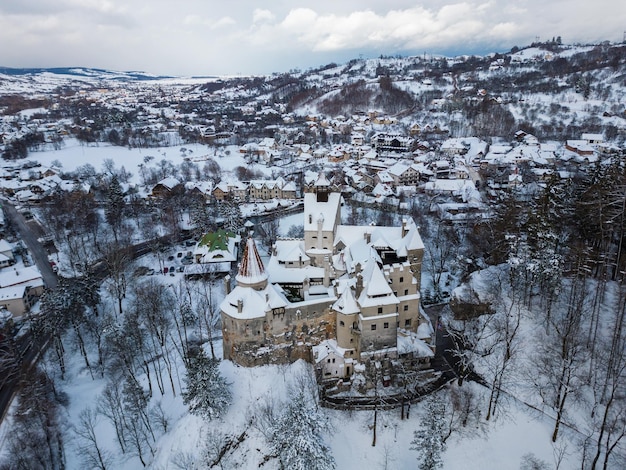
[0, 43, 623, 213]
[0, 40, 625, 469]
[0, 43, 623, 320]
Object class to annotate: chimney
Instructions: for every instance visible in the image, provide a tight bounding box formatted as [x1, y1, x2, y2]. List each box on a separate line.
[402, 218, 408, 237]
[356, 273, 363, 297]
[323, 256, 330, 288]
[224, 274, 231, 295]
[237, 298, 243, 314]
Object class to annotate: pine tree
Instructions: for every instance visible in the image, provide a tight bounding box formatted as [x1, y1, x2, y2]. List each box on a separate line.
[218, 200, 243, 234]
[269, 391, 336, 470]
[182, 347, 231, 419]
[189, 197, 214, 238]
[411, 394, 446, 470]
[105, 175, 125, 242]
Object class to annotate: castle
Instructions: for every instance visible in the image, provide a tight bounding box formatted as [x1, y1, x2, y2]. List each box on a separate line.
[220, 174, 434, 379]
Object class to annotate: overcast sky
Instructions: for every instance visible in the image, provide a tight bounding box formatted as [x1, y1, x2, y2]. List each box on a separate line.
[1, 1, 623, 76]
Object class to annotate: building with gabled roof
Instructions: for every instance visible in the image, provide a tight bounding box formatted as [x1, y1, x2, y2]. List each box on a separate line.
[150, 177, 182, 198]
[187, 229, 240, 275]
[0, 265, 45, 318]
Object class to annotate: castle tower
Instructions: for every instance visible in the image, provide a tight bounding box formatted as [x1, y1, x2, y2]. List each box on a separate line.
[236, 237, 268, 290]
[304, 172, 341, 266]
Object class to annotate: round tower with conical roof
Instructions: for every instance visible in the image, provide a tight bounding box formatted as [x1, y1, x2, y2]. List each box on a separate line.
[236, 237, 268, 290]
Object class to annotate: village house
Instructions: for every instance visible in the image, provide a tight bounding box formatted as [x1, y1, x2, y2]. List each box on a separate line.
[373, 133, 413, 154]
[582, 133, 604, 145]
[212, 181, 248, 202]
[440, 138, 468, 156]
[186, 228, 240, 276]
[150, 177, 182, 198]
[184, 181, 213, 201]
[0, 239, 15, 268]
[247, 177, 297, 201]
[565, 139, 595, 156]
[0, 265, 45, 319]
[386, 161, 425, 186]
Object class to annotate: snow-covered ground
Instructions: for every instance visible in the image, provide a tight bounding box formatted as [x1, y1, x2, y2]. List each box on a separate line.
[0, 202, 587, 469]
[0, 247, 585, 469]
[1, 328, 575, 469]
[24, 138, 272, 187]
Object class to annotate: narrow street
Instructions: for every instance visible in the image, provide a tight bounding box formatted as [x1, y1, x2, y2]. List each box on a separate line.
[2, 202, 58, 289]
[0, 201, 58, 422]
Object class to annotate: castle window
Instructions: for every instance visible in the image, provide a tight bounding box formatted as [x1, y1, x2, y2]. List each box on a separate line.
[340, 320, 345, 327]
[404, 289, 408, 295]
[404, 305, 408, 311]
[378, 307, 383, 314]
[405, 318, 412, 327]
[371, 324, 377, 330]
[384, 322, 389, 329]
[400, 277, 404, 282]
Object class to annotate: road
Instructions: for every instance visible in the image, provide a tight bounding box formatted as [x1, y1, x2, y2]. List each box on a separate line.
[0, 201, 61, 422]
[2, 202, 58, 289]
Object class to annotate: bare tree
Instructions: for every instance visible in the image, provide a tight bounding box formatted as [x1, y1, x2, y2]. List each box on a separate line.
[74, 408, 113, 470]
[2, 368, 66, 470]
[586, 283, 626, 469]
[131, 279, 178, 396]
[98, 380, 129, 454]
[424, 223, 459, 302]
[100, 240, 132, 315]
[484, 275, 523, 421]
[533, 276, 588, 442]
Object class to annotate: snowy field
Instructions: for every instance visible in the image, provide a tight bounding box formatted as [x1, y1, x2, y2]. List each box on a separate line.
[1, 334, 576, 470]
[25, 139, 272, 186]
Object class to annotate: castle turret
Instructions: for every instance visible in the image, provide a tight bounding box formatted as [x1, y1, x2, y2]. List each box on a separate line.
[314, 172, 330, 202]
[236, 237, 268, 290]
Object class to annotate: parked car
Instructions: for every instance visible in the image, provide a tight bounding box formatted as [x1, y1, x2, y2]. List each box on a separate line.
[49, 261, 58, 273]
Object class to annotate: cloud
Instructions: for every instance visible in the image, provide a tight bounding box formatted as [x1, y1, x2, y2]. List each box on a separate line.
[238, 0, 623, 58]
[252, 8, 275, 24]
[269, 3, 501, 51]
[0, 0, 623, 76]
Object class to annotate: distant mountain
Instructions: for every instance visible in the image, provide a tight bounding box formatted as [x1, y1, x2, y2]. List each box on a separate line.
[0, 66, 171, 81]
